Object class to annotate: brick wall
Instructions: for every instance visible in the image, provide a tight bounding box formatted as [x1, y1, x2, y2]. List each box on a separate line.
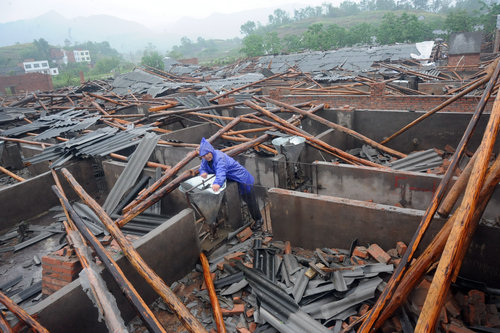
[42, 248, 82, 295]
[272, 87, 494, 113]
[448, 54, 481, 69]
[0, 73, 53, 94]
[178, 58, 198, 65]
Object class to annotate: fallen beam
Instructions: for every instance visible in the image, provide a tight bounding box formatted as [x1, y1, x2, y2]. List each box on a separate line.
[59, 168, 207, 333]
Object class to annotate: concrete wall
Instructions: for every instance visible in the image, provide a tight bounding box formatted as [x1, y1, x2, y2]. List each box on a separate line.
[21, 144, 51, 175]
[29, 208, 200, 332]
[351, 110, 492, 153]
[0, 161, 98, 233]
[311, 161, 500, 220]
[1, 142, 24, 169]
[160, 122, 217, 143]
[280, 108, 493, 154]
[268, 188, 500, 287]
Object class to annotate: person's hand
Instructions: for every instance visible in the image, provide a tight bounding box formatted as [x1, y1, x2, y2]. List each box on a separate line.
[201, 172, 208, 179]
[212, 184, 220, 192]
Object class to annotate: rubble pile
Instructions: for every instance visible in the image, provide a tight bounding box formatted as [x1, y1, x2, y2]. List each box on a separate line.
[129, 233, 500, 333]
[0, 39, 499, 332]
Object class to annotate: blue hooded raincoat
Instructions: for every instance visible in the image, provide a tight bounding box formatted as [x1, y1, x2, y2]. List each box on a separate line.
[199, 138, 254, 194]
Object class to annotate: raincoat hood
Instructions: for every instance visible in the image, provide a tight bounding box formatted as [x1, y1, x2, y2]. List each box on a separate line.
[199, 137, 215, 157]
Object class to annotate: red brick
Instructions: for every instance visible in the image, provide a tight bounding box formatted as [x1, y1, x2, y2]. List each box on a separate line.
[465, 290, 486, 326]
[358, 303, 370, 316]
[351, 256, 367, 265]
[42, 256, 60, 266]
[262, 236, 273, 245]
[391, 258, 401, 266]
[221, 303, 245, 316]
[0, 73, 53, 93]
[43, 271, 78, 282]
[100, 235, 112, 246]
[248, 322, 257, 333]
[284, 241, 291, 254]
[367, 244, 391, 264]
[396, 241, 408, 256]
[224, 252, 245, 261]
[352, 246, 369, 259]
[237, 227, 253, 242]
[387, 248, 399, 258]
[42, 276, 70, 288]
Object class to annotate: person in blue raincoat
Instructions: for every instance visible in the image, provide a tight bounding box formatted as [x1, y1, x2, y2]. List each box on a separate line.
[198, 137, 263, 230]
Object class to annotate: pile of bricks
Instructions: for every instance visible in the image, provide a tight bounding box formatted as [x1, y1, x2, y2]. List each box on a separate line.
[41, 247, 82, 295]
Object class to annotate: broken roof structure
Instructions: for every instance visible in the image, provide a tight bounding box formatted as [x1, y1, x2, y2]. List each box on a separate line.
[0, 40, 499, 332]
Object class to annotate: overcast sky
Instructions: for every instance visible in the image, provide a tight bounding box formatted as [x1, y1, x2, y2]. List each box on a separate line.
[1, 0, 340, 27]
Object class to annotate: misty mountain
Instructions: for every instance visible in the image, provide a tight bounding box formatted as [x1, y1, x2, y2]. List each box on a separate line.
[0, 11, 179, 53]
[0, 3, 314, 54]
[161, 2, 315, 41]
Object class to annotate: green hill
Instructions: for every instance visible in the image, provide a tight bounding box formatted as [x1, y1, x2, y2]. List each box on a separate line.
[0, 43, 38, 69]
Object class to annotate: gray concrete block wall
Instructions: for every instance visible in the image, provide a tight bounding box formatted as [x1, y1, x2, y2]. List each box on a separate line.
[267, 188, 500, 287]
[0, 160, 98, 233]
[311, 161, 500, 220]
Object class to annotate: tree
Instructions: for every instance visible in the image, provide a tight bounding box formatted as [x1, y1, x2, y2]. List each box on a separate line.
[141, 46, 164, 70]
[92, 56, 120, 74]
[376, 13, 398, 44]
[268, 8, 291, 26]
[376, 0, 396, 11]
[479, 1, 500, 39]
[240, 21, 257, 35]
[339, 1, 361, 16]
[263, 32, 282, 55]
[348, 23, 375, 45]
[33, 38, 50, 60]
[241, 34, 265, 57]
[413, 0, 429, 10]
[445, 9, 476, 33]
[282, 34, 303, 53]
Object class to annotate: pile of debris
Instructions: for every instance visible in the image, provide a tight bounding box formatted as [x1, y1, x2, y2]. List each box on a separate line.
[128, 232, 500, 333]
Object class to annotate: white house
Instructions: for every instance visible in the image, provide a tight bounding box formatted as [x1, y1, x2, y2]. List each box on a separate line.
[73, 50, 91, 63]
[23, 60, 59, 76]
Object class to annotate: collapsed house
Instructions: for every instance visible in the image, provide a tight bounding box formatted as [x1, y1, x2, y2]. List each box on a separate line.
[0, 37, 499, 333]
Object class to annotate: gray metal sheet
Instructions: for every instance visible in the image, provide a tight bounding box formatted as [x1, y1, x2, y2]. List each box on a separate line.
[102, 133, 159, 213]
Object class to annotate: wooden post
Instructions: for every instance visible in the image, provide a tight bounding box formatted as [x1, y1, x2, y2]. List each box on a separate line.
[0, 291, 49, 333]
[0, 165, 25, 182]
[51, 170, 160, 332]
[200, 252, 226, 333]
[59, 169, 207, 333]
[260, 96, 407, 159]
[374, 154, 500, 330]
[245, 100, 384, 168]
[437, 152, 477, 217]
[358, 57, 500, 333]
[415, 90, 500, 332]
[380, 59, 499, 145]
[0, 312, 13, 333]
[52, 187, 166, 333]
